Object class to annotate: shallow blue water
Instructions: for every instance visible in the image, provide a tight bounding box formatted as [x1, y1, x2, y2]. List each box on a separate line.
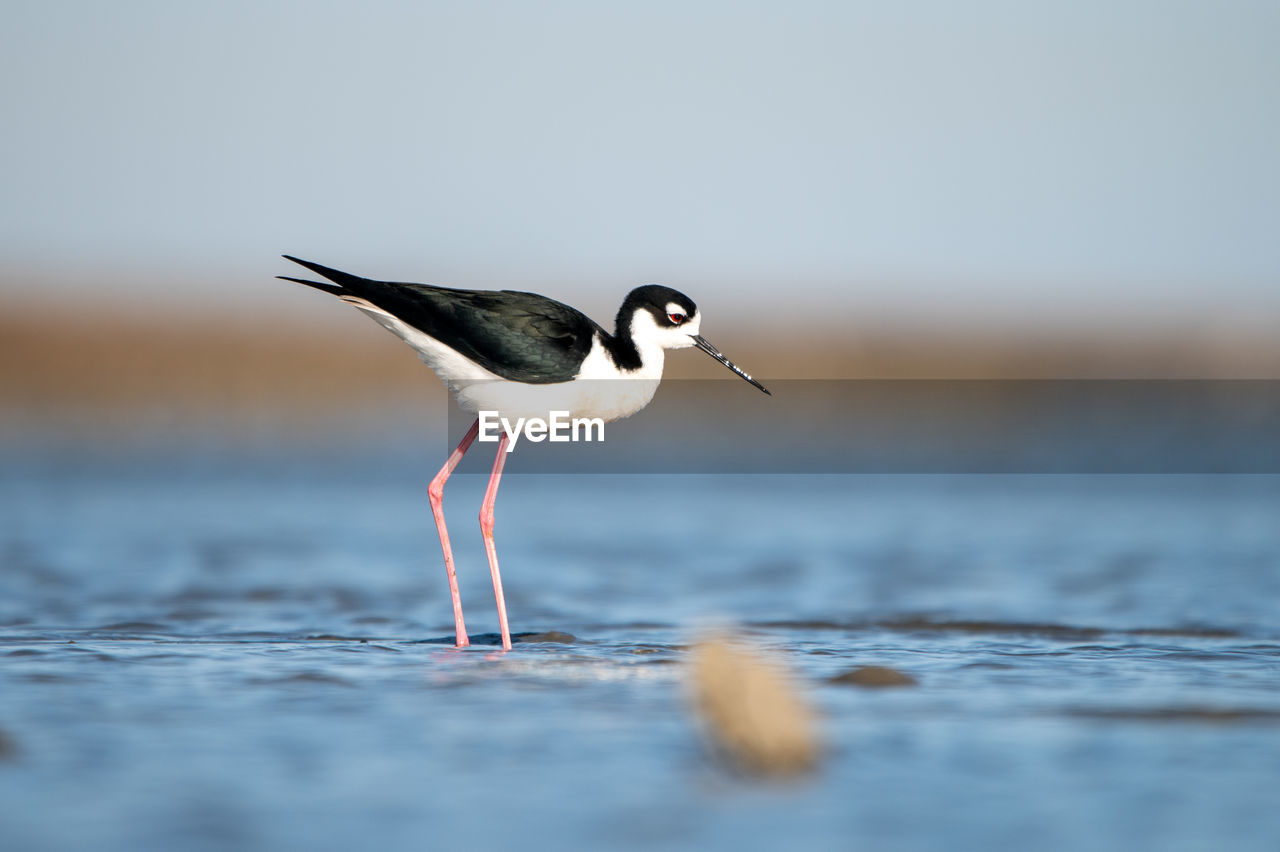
[2, 461, 1278, 851]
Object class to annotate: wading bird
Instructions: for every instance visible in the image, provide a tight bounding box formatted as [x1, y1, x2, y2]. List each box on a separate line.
[280, 256, 770, 650]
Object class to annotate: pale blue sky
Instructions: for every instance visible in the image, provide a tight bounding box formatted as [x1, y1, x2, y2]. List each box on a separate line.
[3, 1, 1277, 328]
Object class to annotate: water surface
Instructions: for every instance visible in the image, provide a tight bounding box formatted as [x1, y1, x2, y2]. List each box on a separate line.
[2, 462, 1278, 851]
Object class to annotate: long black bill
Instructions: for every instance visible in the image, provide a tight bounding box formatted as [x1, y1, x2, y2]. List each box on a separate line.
[692, 335, 772, 395]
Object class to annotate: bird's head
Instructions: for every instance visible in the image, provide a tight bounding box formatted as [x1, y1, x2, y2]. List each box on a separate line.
[621, 285, 702, 350]
[620, 285, 771, 395]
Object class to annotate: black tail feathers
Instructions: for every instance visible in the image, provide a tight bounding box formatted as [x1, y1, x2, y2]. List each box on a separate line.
[278, 255, 372, 296]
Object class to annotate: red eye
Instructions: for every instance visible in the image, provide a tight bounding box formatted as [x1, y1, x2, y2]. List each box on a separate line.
[668, 313, 683, 324]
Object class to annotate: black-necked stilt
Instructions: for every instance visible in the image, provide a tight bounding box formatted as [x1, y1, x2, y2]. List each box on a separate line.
[279, 256, 770, 651]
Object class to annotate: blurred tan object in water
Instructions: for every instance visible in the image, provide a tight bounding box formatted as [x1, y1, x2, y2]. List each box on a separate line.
[688, 633, 819, 777]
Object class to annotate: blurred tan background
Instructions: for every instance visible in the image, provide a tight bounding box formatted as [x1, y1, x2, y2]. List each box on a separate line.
[2, 3, 1277, 447]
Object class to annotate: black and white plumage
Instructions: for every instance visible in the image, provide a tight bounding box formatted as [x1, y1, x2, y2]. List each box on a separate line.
[279, 256, 768, 421]
[279, 255, 769, 651]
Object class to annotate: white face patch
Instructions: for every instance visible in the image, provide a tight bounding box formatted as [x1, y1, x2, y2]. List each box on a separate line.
[629, 305, 699, 353]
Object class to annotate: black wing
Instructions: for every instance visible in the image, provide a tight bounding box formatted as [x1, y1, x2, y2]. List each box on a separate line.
[279, 256, 602, 383]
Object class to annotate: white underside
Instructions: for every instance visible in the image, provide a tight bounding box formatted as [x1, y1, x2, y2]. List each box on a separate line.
[347, 299, 664, 422]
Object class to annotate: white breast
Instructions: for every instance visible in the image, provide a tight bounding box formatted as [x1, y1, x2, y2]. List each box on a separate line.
[457, 334, 664, 423]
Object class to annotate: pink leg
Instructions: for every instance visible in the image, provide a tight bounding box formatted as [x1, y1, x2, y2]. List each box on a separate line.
[479, 432, 513, 651]
[428, 419, 480, 648]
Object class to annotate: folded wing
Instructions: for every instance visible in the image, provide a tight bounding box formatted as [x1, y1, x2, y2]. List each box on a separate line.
[280, 256, 601, 384]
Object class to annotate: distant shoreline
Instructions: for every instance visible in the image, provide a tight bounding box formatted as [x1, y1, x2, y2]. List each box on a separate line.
[5, 296, 1278, 428]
